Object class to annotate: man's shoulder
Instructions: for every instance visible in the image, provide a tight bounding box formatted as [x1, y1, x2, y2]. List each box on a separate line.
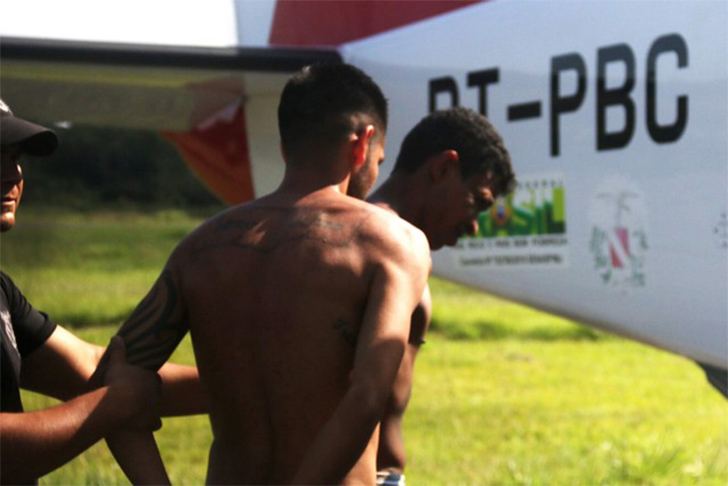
[0, 271, 25, 309]
[353, 201, 431, 270]
[0, 271, 15, 292]
[159, 205, 237, 271]
[350, 198, 421, 237]
[171, 203, 255, 247]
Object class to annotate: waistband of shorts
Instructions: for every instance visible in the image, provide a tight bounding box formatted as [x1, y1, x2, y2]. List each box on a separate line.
[376, 471, 405, 486]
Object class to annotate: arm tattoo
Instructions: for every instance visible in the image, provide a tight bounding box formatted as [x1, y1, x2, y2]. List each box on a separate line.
[332, 319, 358, 348]
[118, 270, 188, 371]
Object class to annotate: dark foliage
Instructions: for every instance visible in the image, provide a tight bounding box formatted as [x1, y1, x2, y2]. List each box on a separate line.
[22, 125, 224, 211]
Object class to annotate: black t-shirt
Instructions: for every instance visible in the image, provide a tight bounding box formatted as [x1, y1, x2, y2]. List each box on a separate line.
[0, 271, 57, 413]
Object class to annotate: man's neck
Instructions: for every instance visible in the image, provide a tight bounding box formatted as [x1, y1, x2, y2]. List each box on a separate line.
[276, 164, 351, 201]
[368, 174, 421, 224]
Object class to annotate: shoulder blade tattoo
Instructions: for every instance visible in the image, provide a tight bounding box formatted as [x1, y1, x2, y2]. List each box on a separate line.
[192, 207, 375, 257]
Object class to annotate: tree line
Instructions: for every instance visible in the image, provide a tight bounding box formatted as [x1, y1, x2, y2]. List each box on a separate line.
[23, 125, 224, 211]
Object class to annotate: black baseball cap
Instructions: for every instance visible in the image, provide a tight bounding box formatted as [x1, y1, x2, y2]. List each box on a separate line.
[0, 99, 58, 157]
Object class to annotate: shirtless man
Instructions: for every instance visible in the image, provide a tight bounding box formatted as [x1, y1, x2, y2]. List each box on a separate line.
[351, 107, 516, 486]
[105, 63, 431, 485]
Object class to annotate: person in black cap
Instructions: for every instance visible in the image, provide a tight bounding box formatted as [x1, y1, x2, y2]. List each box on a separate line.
[0, 99, 207, 485]
[0, 99, 58, 231]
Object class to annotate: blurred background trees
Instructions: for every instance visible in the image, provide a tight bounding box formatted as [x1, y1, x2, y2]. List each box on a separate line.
[22, 125, 224, 212]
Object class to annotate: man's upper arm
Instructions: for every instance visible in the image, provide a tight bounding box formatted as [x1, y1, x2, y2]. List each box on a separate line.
[115, 265, 189, 372]
[409, 285, 432, 346]
[350, 225, 431, 403]
[291, 222, 431, 484]
[20, 326, 102, 400]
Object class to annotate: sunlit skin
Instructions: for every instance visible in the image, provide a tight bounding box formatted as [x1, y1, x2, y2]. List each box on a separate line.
[363, 151, 503, 477]
[347, 135, 385, 200]
[1, 144, 24, 233]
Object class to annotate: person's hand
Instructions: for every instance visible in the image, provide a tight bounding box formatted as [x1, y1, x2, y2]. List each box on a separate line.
[99, 337, 163, 431]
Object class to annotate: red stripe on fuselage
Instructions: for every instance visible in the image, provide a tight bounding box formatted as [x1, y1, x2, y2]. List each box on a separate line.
[270, 0, 483, 47]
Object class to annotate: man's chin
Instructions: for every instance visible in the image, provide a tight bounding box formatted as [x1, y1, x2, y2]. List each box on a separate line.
[429, 239, 445, 251]
[0, 213, 17, 232]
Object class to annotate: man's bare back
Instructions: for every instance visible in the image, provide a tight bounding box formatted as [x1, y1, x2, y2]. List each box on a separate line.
[107, 63, 433, 484]
[120, 188, 430, 484]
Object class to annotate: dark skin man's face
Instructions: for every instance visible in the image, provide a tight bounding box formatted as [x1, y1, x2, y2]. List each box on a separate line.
[427, 170, 499, 250]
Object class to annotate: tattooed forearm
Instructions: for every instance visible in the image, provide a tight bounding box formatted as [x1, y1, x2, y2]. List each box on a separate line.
[117, 270, 188, 371]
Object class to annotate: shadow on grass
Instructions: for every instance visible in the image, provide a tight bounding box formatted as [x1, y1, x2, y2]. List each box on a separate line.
[430, 317, 609, 342]
[65, 314, 611, 341]
[61, 309, 135, 329]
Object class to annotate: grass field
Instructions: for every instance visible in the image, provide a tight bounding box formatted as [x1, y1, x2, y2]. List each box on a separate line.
[5, 208, 728, 485]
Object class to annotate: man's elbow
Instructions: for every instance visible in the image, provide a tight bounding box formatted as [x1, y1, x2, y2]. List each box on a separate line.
[0, 441, 45, 485]
[347, 381, 390, 427]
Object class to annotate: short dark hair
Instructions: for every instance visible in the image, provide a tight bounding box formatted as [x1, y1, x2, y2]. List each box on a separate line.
[278, 63, 388, 159]
[393, 107, 516, 196]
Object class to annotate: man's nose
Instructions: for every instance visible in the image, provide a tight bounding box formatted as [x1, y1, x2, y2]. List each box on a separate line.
[484, 189, 495, 209]
[465, 218, 479, 236]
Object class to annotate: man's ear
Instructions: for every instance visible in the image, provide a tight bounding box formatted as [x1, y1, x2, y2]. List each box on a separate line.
[429, 149, 459, 182]
[280, 140, 290, 165]
[351, 125, 375, 167]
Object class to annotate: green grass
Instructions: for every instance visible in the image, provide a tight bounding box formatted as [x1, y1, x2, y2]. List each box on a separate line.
[1, 207, 210, 326]
[406, 338, 727, 486]
[7, 208, 728, 485]
[429, 278, 607, 342]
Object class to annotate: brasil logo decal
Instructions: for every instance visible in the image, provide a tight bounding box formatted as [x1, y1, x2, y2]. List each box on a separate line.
[478, 177, 566, 238]
[454, 173, 568, 270]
